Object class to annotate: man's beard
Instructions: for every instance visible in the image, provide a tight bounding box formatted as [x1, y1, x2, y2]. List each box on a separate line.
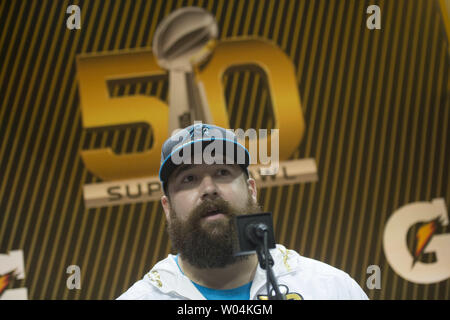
[167, 194, 262, 269]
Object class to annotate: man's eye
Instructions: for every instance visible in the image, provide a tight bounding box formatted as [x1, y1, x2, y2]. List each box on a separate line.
[181, 175, 195, 183]
[217, 169, 230, 176]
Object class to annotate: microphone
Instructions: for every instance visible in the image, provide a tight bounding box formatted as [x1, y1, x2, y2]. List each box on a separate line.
[245, 223, 269, 246]
[233, 213, 286, 300]
[234, 212, 276, 256]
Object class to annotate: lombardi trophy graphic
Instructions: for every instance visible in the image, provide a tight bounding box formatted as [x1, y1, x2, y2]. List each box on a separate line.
[153, 7, 217, 133]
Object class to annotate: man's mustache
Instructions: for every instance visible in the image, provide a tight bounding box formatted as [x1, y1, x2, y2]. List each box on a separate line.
[190, 198, 236, 220]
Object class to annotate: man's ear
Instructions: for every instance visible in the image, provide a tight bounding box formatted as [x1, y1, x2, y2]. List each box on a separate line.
[247, 178, 257, 204]
[161, 195, 171, 222]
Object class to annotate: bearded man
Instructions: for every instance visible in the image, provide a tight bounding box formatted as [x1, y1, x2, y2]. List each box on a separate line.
[117, 124, 368, 300]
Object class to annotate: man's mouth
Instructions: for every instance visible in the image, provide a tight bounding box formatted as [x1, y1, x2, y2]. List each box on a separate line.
[202, 208, 227, 220]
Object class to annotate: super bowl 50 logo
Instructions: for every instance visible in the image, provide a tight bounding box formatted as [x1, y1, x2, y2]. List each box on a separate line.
[77, 7, 318, 208]
[383, 198, 450, 284]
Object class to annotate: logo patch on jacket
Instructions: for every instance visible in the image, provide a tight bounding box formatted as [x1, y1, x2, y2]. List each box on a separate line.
[257, 284, 303, 300]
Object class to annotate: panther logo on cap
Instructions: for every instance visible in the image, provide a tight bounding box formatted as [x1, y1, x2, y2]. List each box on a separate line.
[189, 125, 210, 139]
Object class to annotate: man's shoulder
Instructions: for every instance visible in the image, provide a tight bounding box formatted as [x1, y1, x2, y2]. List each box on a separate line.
[274, 244, 369, 299]
[116, 255, 179, 300]
[298, 254, 349, 278]
[116, 278, 159, 300]
[274, 244, 347, 277]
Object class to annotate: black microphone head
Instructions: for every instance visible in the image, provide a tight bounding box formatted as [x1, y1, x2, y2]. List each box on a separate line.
[245, 223, 269, 244]
[245, 223, 259, 245]
[233, 213, 276, 256]
[254, 223, 269, 237]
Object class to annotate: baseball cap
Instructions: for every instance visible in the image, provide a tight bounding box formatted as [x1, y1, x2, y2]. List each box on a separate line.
[159, 123, 250, 191]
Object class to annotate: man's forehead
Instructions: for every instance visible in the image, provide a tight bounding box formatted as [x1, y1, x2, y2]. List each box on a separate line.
[172, 163, 241, 176]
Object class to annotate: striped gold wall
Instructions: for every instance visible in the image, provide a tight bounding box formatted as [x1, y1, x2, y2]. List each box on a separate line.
[0, 0, 449, 300]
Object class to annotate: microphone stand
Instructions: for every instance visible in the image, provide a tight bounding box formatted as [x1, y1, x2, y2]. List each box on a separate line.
[248, 224, 286, 300]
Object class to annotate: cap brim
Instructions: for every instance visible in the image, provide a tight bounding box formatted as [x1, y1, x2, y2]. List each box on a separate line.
[159, 138, 250, 183]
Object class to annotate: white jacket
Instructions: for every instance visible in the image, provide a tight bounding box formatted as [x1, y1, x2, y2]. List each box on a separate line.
[117, 244, 369, 300]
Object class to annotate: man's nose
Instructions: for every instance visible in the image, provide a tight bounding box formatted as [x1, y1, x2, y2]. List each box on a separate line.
[200, 175, 219, 200]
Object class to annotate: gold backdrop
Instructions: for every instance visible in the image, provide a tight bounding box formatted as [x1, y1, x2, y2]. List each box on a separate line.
[0, 0, 449, 299]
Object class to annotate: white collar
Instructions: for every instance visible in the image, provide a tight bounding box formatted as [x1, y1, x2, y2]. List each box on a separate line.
[146, 244, 301, 299]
